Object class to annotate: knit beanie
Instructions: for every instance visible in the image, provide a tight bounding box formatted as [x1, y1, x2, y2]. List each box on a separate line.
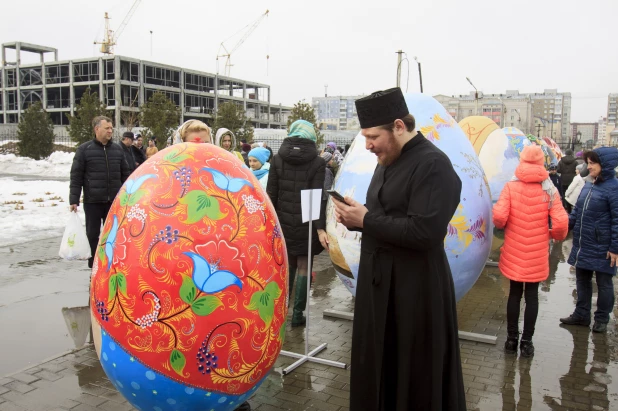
[241, 143, 252, 153]
[577, 163, 589, 177]
[288, 120, 317, 142]
[321, 152, 333, 163]
[327, 142, 337, 151]
[248, 147, 270, 166]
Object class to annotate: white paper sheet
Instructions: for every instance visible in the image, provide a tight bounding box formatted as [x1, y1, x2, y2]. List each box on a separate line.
[301, 189, 322, 223]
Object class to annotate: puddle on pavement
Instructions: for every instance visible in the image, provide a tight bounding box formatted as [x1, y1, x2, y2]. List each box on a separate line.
[9, 259, 53, 268]
[457, 235, 618, 410]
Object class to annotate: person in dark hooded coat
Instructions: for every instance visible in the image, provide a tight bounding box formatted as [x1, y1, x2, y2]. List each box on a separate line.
[561, 147, 618, 333]
[557, 148, 578, 212]
[333, 88, 466, 410]
[266, 120, 328, 327]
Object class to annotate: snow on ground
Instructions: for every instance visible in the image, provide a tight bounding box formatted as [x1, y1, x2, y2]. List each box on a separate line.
[0, 177, 85, 247]
[0, 152, 74, 178]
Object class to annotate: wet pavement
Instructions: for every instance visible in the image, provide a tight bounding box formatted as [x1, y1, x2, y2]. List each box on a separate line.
[1, 235, 617, 410]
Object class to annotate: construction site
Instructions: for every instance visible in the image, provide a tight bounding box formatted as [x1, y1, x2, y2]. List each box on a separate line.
[0, 3, 292, 135]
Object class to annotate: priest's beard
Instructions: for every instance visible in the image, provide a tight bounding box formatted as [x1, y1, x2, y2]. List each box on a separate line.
[376, 132, 404, 167]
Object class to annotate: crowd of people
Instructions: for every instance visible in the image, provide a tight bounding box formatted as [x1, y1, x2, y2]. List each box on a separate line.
[68, 87, 618, 409]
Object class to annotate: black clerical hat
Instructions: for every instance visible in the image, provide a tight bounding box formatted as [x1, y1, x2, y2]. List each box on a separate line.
[355, 87, 409, 129]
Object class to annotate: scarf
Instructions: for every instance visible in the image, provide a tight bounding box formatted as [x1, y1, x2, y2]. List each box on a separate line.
[511, 176, 556, 209]
[252, 168, 268, 180]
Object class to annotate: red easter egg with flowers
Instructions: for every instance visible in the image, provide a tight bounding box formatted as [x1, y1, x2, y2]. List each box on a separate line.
[89, 142, 288, 408]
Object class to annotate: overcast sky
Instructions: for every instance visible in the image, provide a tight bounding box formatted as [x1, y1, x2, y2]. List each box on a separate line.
[2, 0, 616, 122]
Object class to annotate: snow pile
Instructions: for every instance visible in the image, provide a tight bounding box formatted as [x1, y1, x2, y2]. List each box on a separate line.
[0, 177, 85, 247]
[0, 152, 75, 178]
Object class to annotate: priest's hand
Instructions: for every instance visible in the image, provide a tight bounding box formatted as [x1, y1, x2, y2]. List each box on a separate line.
[333, 197, 368, 229]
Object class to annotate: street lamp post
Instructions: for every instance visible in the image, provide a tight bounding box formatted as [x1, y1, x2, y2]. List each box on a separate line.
[466, 77, 479, 116]
[414, 56, 423, 93]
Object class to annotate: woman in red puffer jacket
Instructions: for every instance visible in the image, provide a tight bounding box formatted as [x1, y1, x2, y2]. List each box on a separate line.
[493, 145, 568, 357]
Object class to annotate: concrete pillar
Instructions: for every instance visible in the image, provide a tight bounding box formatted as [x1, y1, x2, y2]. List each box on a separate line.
[179, 69, 185, 123]
[138, 58, 144, 107]
[68, 61, 74, 118]
[1, 45, 6, 66]
[15, 43, 21, 66]
[214, 75, 218, 117]
[41, 63, 47, 110]
[114, 58, 121, 130]
[98, 58, 104, 103]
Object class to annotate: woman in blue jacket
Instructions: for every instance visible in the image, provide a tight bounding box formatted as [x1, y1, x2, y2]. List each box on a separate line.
[561, 147, 618, 333]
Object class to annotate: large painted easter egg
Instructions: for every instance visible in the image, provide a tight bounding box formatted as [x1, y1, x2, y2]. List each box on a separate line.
[326, 93, 492, 301]
[90, 143, 287, 411]
[542, 136, 563, 161]
[522, 133, 558, 167]
[460, 116, 530, 203]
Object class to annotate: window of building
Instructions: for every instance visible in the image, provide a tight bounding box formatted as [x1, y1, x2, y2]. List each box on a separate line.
[185, 73, 215, 93]
[20, 89, 43, 109]
[6, 90, 17, 110]
[185, 94, 215, 115]
[120, 85, 139, 107]
[46, 64, 70, 84]
[105, 60, 115, 81]
[73, 61, 99, 82]
[20, 67, 43, 86]
[49, 111, 69, 126]
[105, 85, 115, 107]
[144, 88, 180, 106]
[144, 65, 180, 88]
[121, 61, 139, 82]
[6, 69, 16, 87]
[7, 113, 18, 124]
[46, 87, 70, 109]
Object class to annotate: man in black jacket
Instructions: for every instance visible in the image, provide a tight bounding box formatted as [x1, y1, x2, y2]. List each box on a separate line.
[69, 116, 130, 268]
[120, 131, 146, 172]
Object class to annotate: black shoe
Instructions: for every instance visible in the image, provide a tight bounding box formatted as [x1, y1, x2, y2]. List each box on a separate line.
[235, 401, 251, 411]
[291, 315, 306, 327]
[592, 322, 607, 333]
[504, 336, 518, 354]
[88, 257, 94, 269]
[520, 340, 535, 357]
[559, 315, 590, 327]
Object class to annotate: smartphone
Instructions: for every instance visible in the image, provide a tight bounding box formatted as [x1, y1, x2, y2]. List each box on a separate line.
[327, 190, 349, 205]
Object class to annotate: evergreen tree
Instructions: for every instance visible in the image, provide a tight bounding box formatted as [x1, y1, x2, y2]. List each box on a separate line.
[140, 92, 181, 149]
[287, 100, 324, 145]
[17, 102, 55, 160]
[213, 102, 254, 147]
[66, 88, 109, 145]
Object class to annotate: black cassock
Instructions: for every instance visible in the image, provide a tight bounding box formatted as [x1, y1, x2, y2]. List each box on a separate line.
[350, 133, 466, 410]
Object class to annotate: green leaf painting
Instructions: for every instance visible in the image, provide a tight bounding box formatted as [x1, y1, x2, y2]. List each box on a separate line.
[127, 189, 146, 206]
[170, 349, 186, 376]
[178, 190, 223, 224]
[180, 275, 197, 304]
[116, 273, 127, 296]
[119, 192, 129, 207]
[164, 151, 189, 164]
[191, 295, 223, 316]
[248, 282, 282, 327]
[108, 275, 117, 302]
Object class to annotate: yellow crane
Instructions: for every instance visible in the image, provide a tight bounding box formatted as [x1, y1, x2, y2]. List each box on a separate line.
[95, 0, 142, 54]
[216, 9, 269, 77]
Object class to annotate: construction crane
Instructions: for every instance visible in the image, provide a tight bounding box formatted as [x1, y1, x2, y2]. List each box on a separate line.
[216, 9, 269, 77]
[94, 0, 142, 54]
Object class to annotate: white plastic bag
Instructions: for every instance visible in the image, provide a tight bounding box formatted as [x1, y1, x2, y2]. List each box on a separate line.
[59, 212, 92, 260]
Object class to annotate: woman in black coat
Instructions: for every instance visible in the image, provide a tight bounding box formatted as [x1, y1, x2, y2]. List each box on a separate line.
[266, 120, 328, 327]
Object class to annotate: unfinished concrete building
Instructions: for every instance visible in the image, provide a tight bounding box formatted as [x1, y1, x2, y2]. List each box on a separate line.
[0, 42, 291, 130]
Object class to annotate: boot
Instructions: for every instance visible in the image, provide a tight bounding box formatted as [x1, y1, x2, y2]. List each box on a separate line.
[593, 322, 607, 333]
[291, 275, 307, 327]
[520, 340, 535, 357]
[504, 333, 519, 354]
[560, 315, 590, 327]
[235, 401, 251, 411]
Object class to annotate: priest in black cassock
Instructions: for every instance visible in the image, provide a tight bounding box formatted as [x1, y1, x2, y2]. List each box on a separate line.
[332, 88, 466, 410]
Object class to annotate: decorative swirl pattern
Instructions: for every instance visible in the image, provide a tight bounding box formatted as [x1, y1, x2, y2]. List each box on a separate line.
[90, 143, 287, 407]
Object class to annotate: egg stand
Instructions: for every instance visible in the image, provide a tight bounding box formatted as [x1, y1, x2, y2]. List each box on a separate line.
[279, 189, 348, 374]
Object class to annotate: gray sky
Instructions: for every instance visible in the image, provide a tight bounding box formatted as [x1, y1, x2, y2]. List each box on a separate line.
[2, 0, 616, 122]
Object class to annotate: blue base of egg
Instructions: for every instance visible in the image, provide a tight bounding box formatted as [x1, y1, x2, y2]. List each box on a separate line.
[100, 330, 261, 411]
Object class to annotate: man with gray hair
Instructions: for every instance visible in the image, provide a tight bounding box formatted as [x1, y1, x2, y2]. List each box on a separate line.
[69, 116, 130, 268]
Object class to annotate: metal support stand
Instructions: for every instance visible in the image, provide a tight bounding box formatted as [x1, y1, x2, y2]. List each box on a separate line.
[485, 260, 499, 267]
[280, 190, 348, 375]
[323, 310, 497, 345]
